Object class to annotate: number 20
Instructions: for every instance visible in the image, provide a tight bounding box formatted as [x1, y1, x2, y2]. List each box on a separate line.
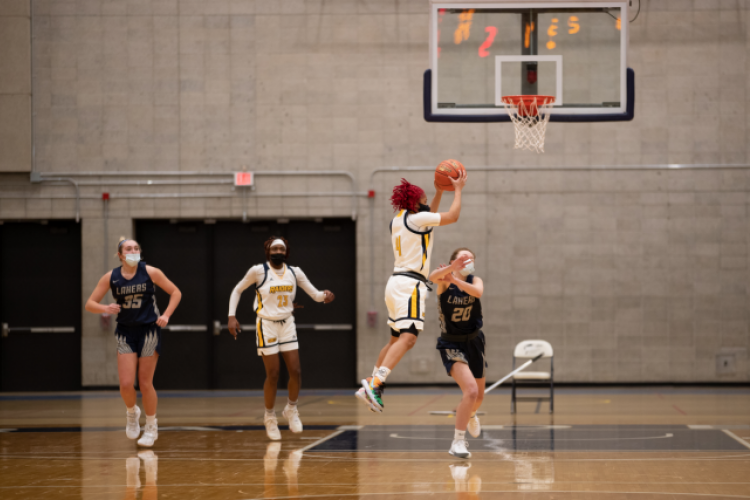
[451, 306, 473, 322]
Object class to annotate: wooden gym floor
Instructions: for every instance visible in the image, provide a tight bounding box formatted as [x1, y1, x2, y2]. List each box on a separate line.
[1, 386, 749, 499]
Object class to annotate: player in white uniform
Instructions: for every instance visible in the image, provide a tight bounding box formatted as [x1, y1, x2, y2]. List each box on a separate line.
[227, 237, 335, 440]
[357, 172, 469, 412]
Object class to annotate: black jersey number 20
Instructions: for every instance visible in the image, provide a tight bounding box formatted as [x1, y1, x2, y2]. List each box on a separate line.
[122, 294, 143, 309]
[451, 306, 473, 322]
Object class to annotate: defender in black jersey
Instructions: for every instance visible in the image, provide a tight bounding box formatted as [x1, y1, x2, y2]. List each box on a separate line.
[428, 247, 485, 459]
[85, 238, 182, 447]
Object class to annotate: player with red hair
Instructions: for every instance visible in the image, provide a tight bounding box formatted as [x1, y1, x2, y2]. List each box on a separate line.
[357, 172, 469, 413]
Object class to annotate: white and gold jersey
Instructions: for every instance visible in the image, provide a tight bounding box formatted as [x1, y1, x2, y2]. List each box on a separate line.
[391, 210, 441, 279]
[228, 263, 326, 321]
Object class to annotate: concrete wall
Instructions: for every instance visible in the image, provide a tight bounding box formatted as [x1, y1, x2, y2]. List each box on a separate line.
[0, 0, 748, 385]
[0, 0, 31, 172]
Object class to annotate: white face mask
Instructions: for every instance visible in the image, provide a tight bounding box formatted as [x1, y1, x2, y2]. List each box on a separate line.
[459, 259, 475, 277]
[124, 253, 141, 266]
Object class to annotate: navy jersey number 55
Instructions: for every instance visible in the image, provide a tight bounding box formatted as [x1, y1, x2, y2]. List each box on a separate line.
[110, 261, 160, 326]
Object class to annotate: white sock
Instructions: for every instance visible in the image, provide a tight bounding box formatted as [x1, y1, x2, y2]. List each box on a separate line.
[146, 414, 156, 426]
[372, 366, 379, 377]
[287, 399, 297, 407]
[127, 406, 137, 415]
[454, 429, 466, 440]
[265, 408, 276, 418]
[375, 366, 391, 383]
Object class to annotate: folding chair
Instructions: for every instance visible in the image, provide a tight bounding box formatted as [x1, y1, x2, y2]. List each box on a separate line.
[511, 340, 554, 414]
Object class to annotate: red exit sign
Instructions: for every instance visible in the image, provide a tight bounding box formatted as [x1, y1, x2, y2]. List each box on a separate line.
[234, 172, 254, 186]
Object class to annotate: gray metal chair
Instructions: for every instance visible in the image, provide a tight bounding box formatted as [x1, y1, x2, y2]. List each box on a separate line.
[511, 340, 554, 414]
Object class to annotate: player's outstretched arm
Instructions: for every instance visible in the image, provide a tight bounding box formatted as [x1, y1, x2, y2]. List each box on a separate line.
[450, 276, 483, 298]
[428, 264, 453, 294]
[429, 182, 444, 212]
[437, 169, 468, 226]
[84, 271, 120, 315]
[428, 256, 471, 284]
[294, 267, 335, 304]
[147, 266, 182, 327]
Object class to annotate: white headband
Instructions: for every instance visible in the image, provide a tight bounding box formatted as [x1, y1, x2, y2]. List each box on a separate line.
[270, 239, 286, 249]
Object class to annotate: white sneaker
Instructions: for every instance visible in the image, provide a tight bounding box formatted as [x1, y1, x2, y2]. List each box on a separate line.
[125, 406, 141, 440]
[282, 405, 303, 433]
[137, 420, 158, 447]
[467, 414, 481, 438]
[449, 439, 471, 459]
[355, 387, 378, 413]
[264, 413, 281, 440]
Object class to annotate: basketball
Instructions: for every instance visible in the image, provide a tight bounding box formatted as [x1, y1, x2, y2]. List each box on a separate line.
[434, 159, 465, 191]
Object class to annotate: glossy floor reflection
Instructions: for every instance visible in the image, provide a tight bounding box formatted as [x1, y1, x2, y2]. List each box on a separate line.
[1, 387, 750, 499]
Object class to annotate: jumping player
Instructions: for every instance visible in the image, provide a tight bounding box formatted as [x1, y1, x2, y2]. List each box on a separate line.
[429, 248, 485, 458]
[227, 237, 335, 441]
[85, 238, 182, 447]
[357, 172, 468, 413]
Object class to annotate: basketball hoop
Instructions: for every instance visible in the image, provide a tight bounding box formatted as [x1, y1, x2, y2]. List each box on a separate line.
[501, 95, 555, 153]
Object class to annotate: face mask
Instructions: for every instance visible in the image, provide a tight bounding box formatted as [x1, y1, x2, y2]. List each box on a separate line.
[459, 259, 475, 277]
[418, 203, 431, 212]
[270, 254, 286, 265]
[125, 253, 141, 266]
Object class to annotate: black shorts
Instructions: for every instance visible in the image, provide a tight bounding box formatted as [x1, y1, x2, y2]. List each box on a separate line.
[436, 331, 486, 379]
[115, 323, 161, 358]
[390, 324, 420, 338]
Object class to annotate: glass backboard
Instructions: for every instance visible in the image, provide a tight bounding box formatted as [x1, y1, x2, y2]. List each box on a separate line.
[426, 0, 633, 122]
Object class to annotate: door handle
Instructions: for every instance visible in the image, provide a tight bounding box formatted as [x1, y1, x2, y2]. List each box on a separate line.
[161, 325, 207, 332]
[2, 323, 75, 337]
[211, 321, 352, 336]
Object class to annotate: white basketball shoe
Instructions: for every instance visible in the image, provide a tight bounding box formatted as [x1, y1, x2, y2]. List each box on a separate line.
[467, 414, 481, 438]
[137, 419, 158, 447]
[125, 406, 141, 440]
[449, 438, 471, 459]
[264, 413, 281, 441]
[282, 404, 303, 433]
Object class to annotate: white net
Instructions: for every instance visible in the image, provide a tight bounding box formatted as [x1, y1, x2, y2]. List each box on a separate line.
[501, 96, 554, 154]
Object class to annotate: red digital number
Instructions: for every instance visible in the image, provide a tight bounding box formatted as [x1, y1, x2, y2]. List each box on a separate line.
[478, 26, 497, 58]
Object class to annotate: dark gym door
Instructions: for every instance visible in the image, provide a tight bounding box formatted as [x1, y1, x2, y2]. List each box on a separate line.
[135, 219, 356, 390]
[0, 221, 82, 391]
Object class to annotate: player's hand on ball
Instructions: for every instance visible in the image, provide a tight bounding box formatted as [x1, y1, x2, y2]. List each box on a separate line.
[105, 303, 121, 314]
[323, 290, 335, 303]
[228, 316, 241, 338]
[450, 168, 468, 191]
[156, 314, 170, 327]
[434, 180, 444, 193]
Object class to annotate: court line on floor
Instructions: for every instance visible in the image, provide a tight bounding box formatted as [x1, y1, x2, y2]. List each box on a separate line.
[407, 394, 445, 416]
[2, 452, 750, 463]
[723, 430, 750, 450]
[388, 432, 676, 441]
[4, 481, 750, 489]
[297, 452, 750, 462]
[241, 490, 750, 499]
[297, 430, 345, 453]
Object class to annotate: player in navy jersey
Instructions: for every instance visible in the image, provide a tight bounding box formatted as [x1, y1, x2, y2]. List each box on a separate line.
[85, 238, 182, 447]
[428, 247, 485, 459]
